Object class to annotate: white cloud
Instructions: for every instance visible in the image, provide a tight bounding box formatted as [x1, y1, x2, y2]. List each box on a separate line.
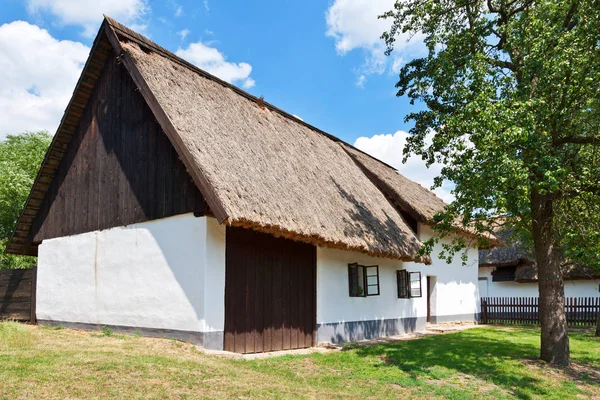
[174, 5, 183, 17]
[0, 21, 89, 139]
[177, 28, 190, 41]
[325, 0, 425, 82]
[354, 130, 455, 203]
[242, 78, 255, 89]
[26, 0, 149, 37]
[176, 41, 255, 88]
[204, 0, 210, 12]
[355, 74, 366, 88]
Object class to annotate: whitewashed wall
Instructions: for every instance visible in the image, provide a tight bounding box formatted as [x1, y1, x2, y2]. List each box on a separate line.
[478, 266, 600, 298]
[406, 225, 481, 321]
[36, 214, 226, 348]
[38, 214, 483, 348]
[316, 224, 480, 343]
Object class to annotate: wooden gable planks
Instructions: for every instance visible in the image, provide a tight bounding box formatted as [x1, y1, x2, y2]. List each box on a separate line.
[28, 47, 206, 243]
[6, 20, 208, 256]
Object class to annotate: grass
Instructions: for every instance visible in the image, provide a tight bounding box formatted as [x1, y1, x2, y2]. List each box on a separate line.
[0, 323, 598, 399]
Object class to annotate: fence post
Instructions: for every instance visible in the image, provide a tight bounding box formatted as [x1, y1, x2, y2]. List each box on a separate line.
[30, 265, 37, 324]
[482, 298, 487, 324]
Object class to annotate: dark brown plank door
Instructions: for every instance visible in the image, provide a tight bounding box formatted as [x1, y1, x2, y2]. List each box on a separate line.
[224, 226, 316, 354]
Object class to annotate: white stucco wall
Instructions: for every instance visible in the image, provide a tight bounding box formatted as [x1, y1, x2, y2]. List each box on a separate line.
[317, 248, 419, 324]
[478, 266, 600, 298]
[38, 215, 482, 347]
[37, 214, 226, 335]
[316, 224, 480, 332]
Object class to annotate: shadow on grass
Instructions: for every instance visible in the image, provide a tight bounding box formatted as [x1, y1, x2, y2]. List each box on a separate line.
[345, 328, 588, 399]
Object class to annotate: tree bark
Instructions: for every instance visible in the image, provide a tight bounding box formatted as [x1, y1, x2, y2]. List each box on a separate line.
[531, 191, 571, 365]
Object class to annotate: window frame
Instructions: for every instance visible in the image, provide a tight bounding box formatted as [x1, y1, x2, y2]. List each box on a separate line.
[348, 263, 380, 297]
[364, 265, 380, 296]
[397, 270, 423, 298]
[409, 271, 423, 298]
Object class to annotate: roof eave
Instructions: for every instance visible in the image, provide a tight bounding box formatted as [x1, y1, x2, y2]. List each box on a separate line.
[5, 21, 115, 256]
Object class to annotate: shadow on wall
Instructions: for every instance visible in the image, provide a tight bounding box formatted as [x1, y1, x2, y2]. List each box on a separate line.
[119, 215, 206, 333]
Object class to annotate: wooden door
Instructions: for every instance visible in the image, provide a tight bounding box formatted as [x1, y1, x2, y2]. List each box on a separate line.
[224, 226, 316, 353]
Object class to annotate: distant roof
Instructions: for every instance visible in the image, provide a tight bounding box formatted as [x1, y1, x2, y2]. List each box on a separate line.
[6, 17, 495, 261]
[515, 263, 600, 282]
[479, 229, 600, 281]
[479, 229, 533, 267]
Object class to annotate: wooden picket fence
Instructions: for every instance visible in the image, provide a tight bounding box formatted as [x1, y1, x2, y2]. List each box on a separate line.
[480, 297, 600, 326]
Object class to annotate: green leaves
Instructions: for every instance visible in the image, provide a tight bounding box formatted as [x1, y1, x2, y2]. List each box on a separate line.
[0, 131, 51, 269]
[383, 0, 600, 267]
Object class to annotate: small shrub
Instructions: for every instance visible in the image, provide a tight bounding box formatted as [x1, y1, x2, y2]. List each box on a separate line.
[0, 321, 34, 349]
[100, 325, 113, 337]
[42, 324, 63, 331]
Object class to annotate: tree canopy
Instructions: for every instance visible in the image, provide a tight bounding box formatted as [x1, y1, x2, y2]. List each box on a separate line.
[382, 0, 600, 364]
[0, 131, 51, 269]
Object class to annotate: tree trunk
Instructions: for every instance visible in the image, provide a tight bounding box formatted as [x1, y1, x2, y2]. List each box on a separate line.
[531, 191, 571, 365]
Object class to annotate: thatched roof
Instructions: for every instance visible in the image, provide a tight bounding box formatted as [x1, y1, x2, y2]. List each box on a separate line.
[342, 144, 500, 247]
[119, 35, 427, 261]
[10, 16, 461, 262]
[479, 230, 533, 267]
[515, 263, 600, 282]
[341, 144, 447, 223]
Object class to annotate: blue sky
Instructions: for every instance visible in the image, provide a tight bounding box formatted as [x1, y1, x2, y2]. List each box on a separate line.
[0, 0, 452, 201]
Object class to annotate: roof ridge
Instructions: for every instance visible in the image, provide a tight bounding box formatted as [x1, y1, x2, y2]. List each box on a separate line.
[103, 16, 401, 173]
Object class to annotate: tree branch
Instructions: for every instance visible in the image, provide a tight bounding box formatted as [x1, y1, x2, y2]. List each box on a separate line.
[554, 136, 600, 146]
[487, 57, 517, 71]
[560, 184, 600, 198]
[563, 1, 579, 30]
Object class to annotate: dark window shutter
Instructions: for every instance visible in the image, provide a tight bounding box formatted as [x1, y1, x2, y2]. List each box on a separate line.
[397, 270, 409, 298]
[348, 263, 359, 297]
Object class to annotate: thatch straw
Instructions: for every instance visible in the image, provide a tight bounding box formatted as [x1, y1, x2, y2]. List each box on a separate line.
[342, 144, 500, 247]
[479, 229, 532, 267]
[122, 40, 427, 262]
[341, 144, 447, 223]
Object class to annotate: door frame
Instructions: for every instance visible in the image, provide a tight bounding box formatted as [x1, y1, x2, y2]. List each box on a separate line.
[426, 276, 431, 323]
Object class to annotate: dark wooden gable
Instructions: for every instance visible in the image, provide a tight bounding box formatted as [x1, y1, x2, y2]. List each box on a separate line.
[28, 48, 206, 244]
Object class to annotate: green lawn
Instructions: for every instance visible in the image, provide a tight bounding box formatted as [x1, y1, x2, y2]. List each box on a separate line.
[0, 322, 598, 399]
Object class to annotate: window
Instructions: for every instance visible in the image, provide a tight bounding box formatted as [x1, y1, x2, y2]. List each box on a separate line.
[348, 263, 380, 297]
[491, 266, 516, 282]
[397, 270, 409, 298]
[397, 270, 422, 298]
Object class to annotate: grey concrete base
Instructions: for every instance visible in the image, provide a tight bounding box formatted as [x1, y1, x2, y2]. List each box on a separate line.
[38, 319, 224, 350]
[202, 331, 224, 350]
[317, 317, 427, 344]
[429, 313, 480, 324]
